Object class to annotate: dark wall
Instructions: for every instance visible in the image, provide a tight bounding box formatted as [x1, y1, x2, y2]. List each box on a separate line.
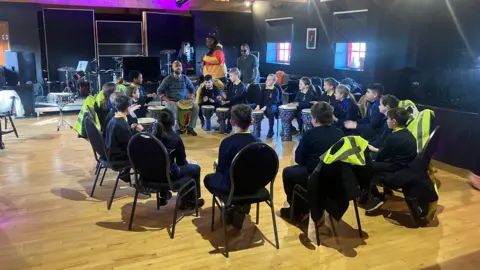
[192, 11, 253, 74]
[0, 2, 42, 82]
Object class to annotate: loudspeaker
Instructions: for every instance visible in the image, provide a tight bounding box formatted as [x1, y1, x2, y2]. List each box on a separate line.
[4, 51, 37, 84]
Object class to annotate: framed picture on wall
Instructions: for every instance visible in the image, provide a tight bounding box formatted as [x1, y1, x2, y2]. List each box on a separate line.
[306, 28, 317, 49]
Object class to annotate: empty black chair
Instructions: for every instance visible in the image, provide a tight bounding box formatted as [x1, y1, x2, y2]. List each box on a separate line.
[209, 142, 280, 257]
[83, 117, 132, 210]
[0, 96, 19, 138]
[127, 132, 198, 237]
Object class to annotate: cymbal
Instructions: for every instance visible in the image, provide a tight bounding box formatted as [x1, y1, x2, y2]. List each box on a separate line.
[57, 67, 76, 72]
[160, 49, 176, 55]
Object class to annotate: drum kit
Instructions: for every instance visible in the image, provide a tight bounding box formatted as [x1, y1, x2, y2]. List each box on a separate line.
[57, 66, 77, 93]
[46, 92, 74, 131]
[160, 49, 176, 76]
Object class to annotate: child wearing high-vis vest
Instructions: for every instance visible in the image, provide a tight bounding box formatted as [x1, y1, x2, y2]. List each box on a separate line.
[366, 107, 417, 213]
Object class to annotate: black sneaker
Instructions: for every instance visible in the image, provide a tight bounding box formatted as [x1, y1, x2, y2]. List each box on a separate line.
[266, 130, 274, 138]
[365, 197, 385, 214]
[159, 191, 173, 206]
[357, 191, 369, 205]
[383, 188, 394, 197]
[187, 127, 197, 136]
[232, 210, 246, 230]
[119, 170, 131, 183]
[179, 198, 205, 210]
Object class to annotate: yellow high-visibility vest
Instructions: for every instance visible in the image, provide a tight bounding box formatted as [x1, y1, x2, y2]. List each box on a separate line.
[73, 96, 100, 137]
[399, 100, 419, 118]
[407, 109, 435, 153]
[320, 136, 369, 166]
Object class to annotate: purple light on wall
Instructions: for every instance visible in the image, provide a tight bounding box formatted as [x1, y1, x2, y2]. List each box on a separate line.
[33, 0, 190, 11]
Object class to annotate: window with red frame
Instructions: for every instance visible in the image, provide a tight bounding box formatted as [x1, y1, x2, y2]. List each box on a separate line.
[347, 42, 366, 70]
[276, 43, 291, 63]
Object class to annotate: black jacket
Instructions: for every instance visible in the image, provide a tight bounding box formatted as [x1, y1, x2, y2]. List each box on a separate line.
[308, 161, 362, 221]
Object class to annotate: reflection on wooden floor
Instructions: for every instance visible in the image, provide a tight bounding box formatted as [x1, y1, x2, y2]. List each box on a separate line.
[1, 114, 480, 270]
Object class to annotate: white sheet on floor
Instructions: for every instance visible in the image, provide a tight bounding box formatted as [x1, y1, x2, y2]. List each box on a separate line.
[0, 90, 25, 117]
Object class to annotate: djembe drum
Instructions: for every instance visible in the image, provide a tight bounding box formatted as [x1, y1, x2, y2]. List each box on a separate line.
[176, 99, 193, 133]
[147, 101, 163, 107]
[279, 105, 297, 141]
[137, 117, 157, 134]
[252, 110, 264, 137]
[301, 108, 313, 133]
[216, 107, 229, 134]
[201, 105, 215, 131]
[148, 105, 166, 122]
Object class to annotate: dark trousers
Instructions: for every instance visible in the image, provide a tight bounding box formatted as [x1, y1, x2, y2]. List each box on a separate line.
[204, 173, 251, 214]
[283, 165, 310, 214]
[295, 110, 303, 132]
[370, 161, 401, 199]
[176, 164, 202, 201]
[264, 106, 277, 131]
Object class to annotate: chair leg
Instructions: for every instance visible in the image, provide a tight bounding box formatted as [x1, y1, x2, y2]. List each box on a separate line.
[211, 195, 216, 232]
[4, 117, 7, 129]
[329, 214, 338, 238]
[156, 192, 160, 210]
[99, 167, 107, 186]
[353, 200, 363, 238]
[256, 202, 260, 225]
[107, 172, 121, 210]
[290, 191, 296, 221]
[222, 202, 229, 258]
[269, 200, 280, 249]
[90, 162, 102, 197]
[128, 189, 139, 230]
[8, 115, 18, 138]
[194, 184, 199, 217]
[170, 191, 182, 239]
[315, 222, 321, 246]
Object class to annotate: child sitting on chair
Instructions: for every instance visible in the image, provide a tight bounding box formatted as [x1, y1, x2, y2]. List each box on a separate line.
[344, 83, 385, 139]
[318, 77, 339, 105]
[333, 84, 361, 131]
[155, 109, 205, 209]
[288, 77, 316, 134]
[219, 68, 247, 133]
[280, 102, 344, 219]
[369, 94, 399, 149]
[255, 74, 280, 138]
[198, 75, 222, 128]
[204, 104, 260, 229]
[366, 107, 417, 213]
[105, 95, 144, 182]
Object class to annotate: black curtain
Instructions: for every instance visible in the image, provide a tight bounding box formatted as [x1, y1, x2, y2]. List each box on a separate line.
[265, 18, 294, 43]
[43, 9, 95, 81]
[333, 11, 368, 42]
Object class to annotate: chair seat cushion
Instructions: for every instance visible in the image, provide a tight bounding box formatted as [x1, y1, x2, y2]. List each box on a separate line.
[214, 188, 270, 205]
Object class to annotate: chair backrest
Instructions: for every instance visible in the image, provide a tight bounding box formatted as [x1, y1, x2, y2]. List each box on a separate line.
[84, 117, 107, 161]
[229, 142, 279, 202]
[419, 126, 441, 169]
[246, 83, 262, 105]
[127, 132, 172, 189]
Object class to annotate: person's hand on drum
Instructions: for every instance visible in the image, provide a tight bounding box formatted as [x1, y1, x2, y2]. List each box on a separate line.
[147, 93, 156, 98]
[208, 98, 215, 103]
[261, 106, 267, 112]
[344, 120, 357, 129]
[203, 96, 209, 102]
[188, 93, 195, 100]
[287, 102, 298, 107]
[310, 101, 319, 105]
[129, 104, 141, 112]
[135, 124, 144, 132]
[255, 105, 260, 111]
[222, 93, 227, 100]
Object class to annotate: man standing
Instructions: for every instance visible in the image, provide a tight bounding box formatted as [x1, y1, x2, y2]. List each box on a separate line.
[157, 61, 199, 136]
[237, 43, 259, 85]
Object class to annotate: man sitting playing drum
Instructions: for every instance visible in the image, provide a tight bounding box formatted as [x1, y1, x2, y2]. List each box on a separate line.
[157, 60, 199, 136]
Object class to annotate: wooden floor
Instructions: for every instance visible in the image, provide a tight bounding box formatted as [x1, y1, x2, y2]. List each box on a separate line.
[1, 114, 480, 270]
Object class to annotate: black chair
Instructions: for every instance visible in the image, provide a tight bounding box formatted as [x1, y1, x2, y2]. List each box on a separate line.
[0, 96, 19, 138]
[209, 142, 280, 257]
[290, 163, 363, 246]
[83, 117, 132, 210]
[127, 132, 198, 237]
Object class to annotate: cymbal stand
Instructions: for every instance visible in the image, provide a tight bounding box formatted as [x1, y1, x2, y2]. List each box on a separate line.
[62, 71, 72, 93]
[57, 97, 73, 131]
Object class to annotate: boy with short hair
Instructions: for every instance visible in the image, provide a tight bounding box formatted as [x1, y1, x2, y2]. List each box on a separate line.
[344, 83, 385, 139]
[204, 104, 260, 229]
[369, 94, 400, 149]
[366, 107, 417, 213]
[280, 101, 344, 218]
[105, 95, 143, 182]
[256, 74, 280, 138]
[198, 74, 221, 128]
[220, 68, 247, 133]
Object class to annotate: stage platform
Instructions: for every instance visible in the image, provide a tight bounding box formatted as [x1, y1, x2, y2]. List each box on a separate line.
[34, 98, 84, 117]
